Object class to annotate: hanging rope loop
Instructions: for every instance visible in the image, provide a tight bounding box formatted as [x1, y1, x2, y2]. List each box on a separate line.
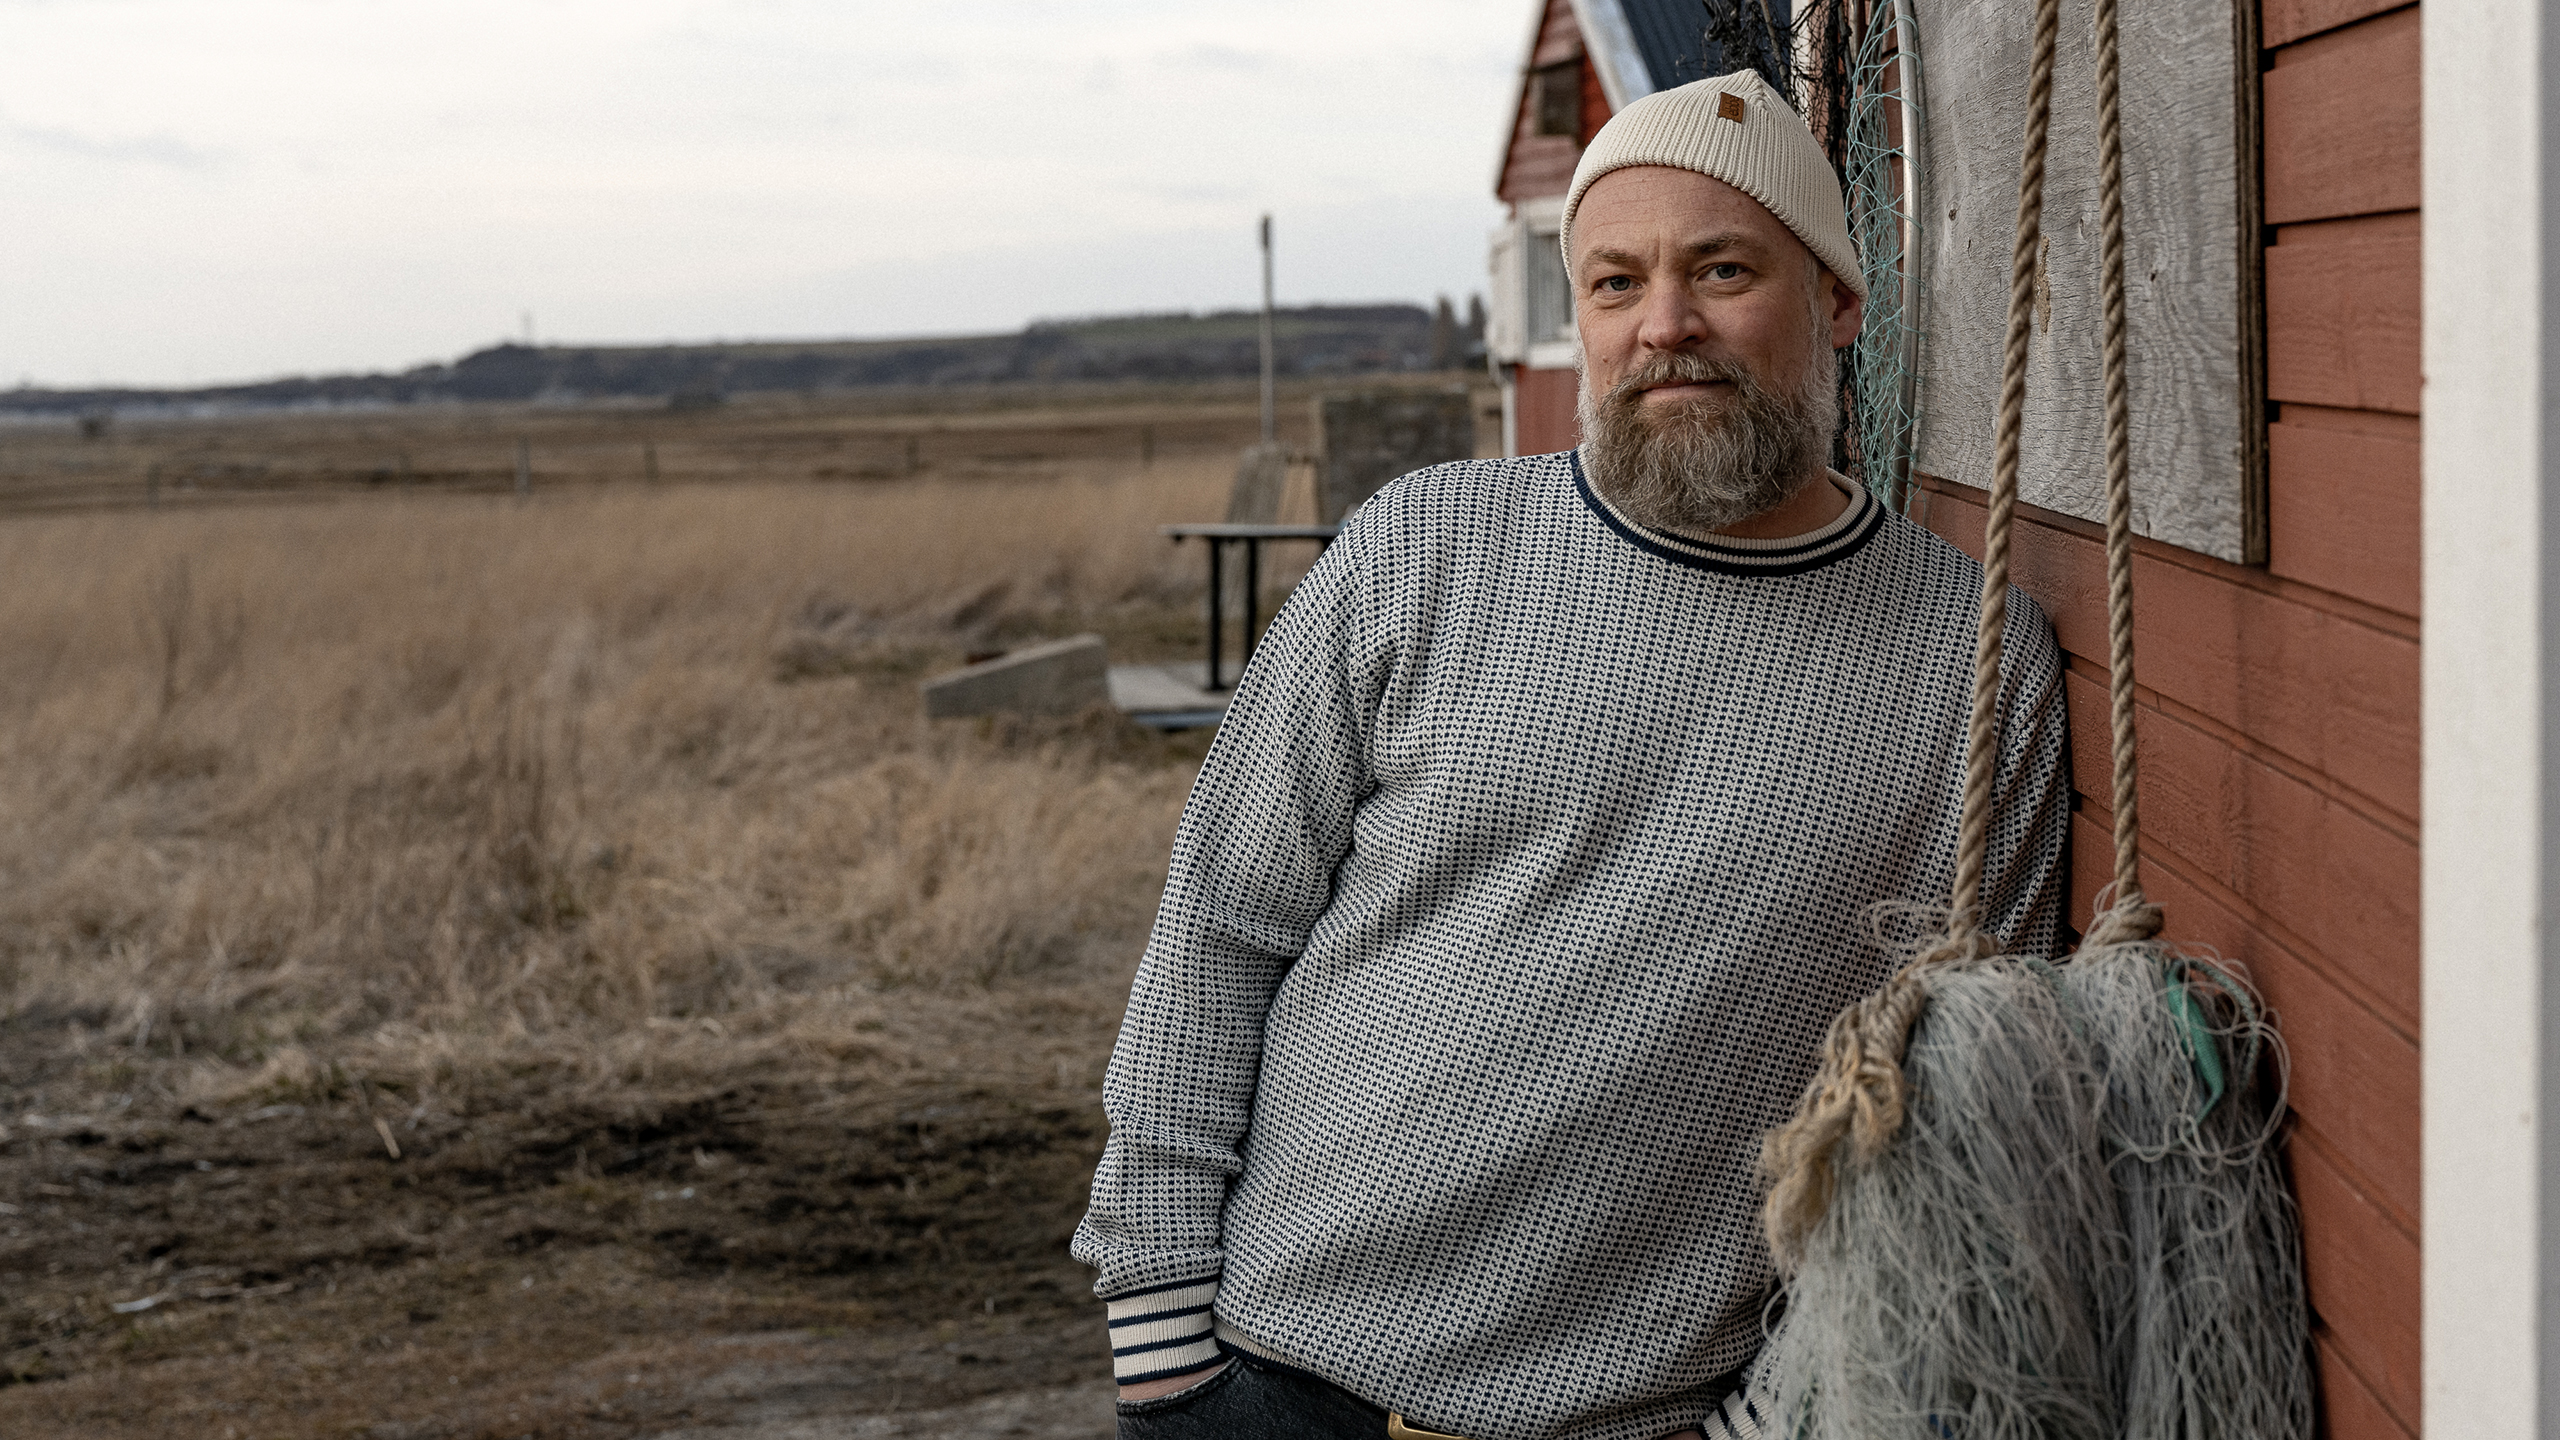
[1763, 0, 2073, 1271]
[1759, 926, 1998, 1270]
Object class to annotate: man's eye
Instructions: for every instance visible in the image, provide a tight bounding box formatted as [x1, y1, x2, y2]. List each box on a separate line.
[1708, 263, 1745, 281]
[1597, 276, 1634, 293]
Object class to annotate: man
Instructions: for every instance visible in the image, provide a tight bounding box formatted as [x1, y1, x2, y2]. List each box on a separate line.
[1073, 72, 2068, 1440]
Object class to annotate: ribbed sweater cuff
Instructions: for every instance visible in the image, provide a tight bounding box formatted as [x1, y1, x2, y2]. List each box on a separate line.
[1105, 1275, 1223, 1384]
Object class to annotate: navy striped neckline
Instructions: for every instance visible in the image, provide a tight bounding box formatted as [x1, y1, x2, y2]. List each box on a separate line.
[1570, 449, 1884, 578]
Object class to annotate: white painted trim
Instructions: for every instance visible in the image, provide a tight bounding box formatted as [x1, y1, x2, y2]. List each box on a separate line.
[1525, 339, 1581, 371]
[1486, 220, 1528, 364]
[2423, 3, 2560, 1437]
[1567, 0, 1652, 109]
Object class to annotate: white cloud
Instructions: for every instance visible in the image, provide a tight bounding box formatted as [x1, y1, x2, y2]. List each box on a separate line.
[0, 0, 1524, 386]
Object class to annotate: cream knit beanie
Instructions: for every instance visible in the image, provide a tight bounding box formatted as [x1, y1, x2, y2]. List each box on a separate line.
[1559, 71, 1866, 300]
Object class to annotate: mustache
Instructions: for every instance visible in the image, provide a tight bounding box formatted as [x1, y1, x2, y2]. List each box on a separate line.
[1605, 352, 1759, 407]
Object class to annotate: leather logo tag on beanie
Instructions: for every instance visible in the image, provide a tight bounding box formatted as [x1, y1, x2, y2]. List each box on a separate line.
[1717, 92, 1747, 122]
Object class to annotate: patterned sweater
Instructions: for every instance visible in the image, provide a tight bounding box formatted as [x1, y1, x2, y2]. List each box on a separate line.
[1072, 450, 2070, 1440]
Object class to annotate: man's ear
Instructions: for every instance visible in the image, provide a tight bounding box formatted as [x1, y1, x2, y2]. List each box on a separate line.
[1823, 269, 1866, 350]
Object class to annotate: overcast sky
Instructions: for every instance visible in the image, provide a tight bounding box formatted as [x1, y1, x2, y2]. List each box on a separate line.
[0, 0, 1526, 388]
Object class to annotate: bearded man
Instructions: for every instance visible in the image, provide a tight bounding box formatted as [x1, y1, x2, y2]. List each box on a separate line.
[1073, 71, 2068, 1440]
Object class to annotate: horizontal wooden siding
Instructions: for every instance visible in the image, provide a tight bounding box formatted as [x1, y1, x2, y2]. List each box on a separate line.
[1917, 5, 2421, 1434]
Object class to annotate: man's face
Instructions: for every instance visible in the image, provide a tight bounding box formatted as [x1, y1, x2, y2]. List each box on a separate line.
[1569, 165, 1864, 532]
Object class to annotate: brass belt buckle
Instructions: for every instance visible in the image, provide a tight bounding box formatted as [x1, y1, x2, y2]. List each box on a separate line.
[1387, 1415, 1472, 1440]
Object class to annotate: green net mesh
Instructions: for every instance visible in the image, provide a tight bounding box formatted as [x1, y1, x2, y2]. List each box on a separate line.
[1839, 8, 1923, 513]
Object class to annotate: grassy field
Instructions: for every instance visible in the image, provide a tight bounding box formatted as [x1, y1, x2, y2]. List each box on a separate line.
[0, 378, 1496, 1439]
[0, 375, 1409, 512]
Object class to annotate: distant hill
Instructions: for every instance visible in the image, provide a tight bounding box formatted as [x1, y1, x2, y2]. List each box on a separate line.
[4, 304, 1484, 417]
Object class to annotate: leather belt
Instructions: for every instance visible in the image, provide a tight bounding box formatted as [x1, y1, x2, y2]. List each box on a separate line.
[1387, 1415, 1472, 1440]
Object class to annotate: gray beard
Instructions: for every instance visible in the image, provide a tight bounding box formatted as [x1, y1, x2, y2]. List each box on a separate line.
[1575, 340, 1840, 534]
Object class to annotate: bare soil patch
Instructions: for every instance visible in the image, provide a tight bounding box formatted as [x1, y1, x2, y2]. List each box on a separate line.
[2, 1043, 1117, 1439]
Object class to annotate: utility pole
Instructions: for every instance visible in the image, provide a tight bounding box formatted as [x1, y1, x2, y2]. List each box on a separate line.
[1258, 214, 1276, 445]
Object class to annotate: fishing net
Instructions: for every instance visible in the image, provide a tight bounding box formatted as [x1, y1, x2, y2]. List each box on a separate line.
[1746, 0, 2319, 1433]
[2059, 947, 2319, 1440]
[1765, 953, 2122, 1440]
[1839, 10, 1924, 512]
[1762, 935, 2315, 1440]
[1703, 0, 1924, 511]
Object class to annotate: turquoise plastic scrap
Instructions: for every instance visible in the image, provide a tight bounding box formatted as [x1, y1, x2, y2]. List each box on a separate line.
[2165, 964, 2229, 1117]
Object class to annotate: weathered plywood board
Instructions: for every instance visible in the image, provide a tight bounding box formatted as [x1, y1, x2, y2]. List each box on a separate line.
[1910, 0, 2260, 563]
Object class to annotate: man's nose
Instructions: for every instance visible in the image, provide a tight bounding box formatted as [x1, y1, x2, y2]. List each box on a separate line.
[1634, 283, 1706, 353]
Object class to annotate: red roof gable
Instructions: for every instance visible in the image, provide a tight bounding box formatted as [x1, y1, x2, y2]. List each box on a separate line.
[1496, 0, 1613, 210]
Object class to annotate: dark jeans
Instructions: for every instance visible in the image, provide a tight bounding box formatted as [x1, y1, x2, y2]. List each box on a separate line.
[1115, 1354, 1390, 1440]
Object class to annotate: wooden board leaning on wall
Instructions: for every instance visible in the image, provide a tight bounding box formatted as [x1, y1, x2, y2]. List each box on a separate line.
[1909, 0, 2265, 564]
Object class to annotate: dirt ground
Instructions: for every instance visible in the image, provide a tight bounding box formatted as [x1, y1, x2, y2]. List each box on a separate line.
[0, 375, 1495, 1439]
[1, 1052, 1118, 1439]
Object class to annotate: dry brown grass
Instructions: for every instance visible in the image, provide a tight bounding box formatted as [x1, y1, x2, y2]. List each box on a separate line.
[0, 385, 1498, 1436]
[0, 454, 1234, 1112]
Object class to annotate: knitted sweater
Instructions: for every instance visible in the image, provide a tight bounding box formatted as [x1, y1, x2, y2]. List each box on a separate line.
[1072, 450, 2070, 1440]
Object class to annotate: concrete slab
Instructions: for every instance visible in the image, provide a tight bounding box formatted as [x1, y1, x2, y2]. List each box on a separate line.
[1107, 664, 1228, 730]
[921, 634, 1109, 718]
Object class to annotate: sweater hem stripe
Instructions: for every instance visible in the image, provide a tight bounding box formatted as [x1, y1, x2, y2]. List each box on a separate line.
[1113, 1332, 1214, 1358]
[1115, 1345, 1227, 1386]
[1109, 1301, 1212, 1329]
[1106, 1275, 1223, 1383]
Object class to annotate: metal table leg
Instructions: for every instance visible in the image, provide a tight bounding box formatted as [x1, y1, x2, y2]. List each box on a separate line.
[1243, 537, 1262, 667]
[1206, 537, 1225, 691]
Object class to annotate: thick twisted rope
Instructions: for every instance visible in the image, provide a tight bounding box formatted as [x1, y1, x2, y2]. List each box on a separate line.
[2081, 0, 2163, 949]
[1947, 0, 2053, 940]
[1763, 0, 2062, 1270]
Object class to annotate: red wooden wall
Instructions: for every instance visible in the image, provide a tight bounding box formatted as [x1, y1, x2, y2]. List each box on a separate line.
[1920, 3, 2421, 1434]
[1496, 0, 1603, 207]
[1516, 367, 1579, 455]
